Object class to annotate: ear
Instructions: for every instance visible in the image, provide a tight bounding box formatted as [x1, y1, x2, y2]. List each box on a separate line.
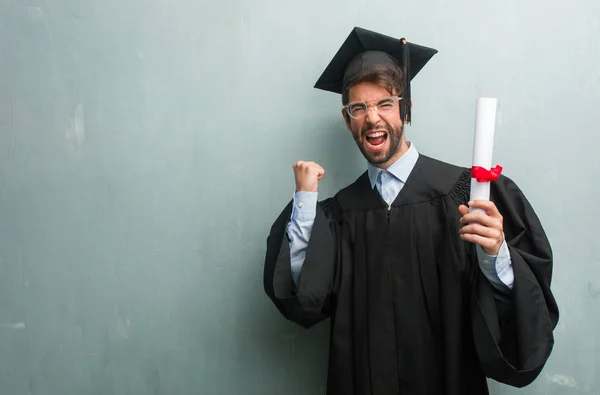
[342, 108, 352, 131]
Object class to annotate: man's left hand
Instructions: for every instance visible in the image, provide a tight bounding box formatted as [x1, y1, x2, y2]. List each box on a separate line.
[458, 200, 504, 255]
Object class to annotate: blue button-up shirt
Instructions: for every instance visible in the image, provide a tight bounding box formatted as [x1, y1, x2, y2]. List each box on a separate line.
[287, 142, 513, 297]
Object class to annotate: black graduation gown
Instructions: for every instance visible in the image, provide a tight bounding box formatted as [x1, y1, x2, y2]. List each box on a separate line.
[263, 154, 559, 395]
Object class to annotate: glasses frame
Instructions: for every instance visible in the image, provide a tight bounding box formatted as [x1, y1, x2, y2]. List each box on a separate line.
[342, 96, 404, 120]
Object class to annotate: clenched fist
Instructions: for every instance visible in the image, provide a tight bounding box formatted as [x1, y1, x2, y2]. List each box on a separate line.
[293, 161, 325, 192]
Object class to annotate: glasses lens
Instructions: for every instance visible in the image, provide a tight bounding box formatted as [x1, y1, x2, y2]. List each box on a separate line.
[346, 97, 399, 118]
[348, 102, 367, 118]
[377, 98, 396, 113]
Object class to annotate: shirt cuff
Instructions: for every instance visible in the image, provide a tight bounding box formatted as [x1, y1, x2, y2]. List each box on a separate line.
[291, 191, 318, 221]
[476, 236, 513, 289]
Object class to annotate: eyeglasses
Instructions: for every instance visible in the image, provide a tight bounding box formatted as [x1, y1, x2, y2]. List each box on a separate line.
[342, 96, 403, 120]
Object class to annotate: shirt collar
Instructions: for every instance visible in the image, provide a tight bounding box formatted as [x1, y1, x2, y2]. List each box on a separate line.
[367, 142, 420, 189]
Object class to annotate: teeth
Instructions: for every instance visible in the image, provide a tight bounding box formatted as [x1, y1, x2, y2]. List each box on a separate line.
[367, 131, 386, 138]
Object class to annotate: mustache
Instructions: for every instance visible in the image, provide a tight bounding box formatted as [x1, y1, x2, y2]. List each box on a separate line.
[361, 122, 392, 135]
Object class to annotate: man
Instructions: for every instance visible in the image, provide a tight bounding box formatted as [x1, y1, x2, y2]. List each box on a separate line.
[263, 27, 558, 395]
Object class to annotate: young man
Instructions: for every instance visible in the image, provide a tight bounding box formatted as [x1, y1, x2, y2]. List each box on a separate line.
[263, 27, 558, 395]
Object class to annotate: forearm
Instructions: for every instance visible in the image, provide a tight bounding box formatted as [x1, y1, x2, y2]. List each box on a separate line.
[287, 191, 318, 286]
[477, 236, 513, 302]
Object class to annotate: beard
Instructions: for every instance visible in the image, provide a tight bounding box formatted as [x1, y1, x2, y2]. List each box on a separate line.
[352, 120, 403, 165]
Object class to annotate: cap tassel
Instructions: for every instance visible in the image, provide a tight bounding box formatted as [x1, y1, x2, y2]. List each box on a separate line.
[401, 39, 411, 124]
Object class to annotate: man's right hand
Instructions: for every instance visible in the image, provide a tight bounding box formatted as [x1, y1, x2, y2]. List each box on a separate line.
[293, 161, 325, 192]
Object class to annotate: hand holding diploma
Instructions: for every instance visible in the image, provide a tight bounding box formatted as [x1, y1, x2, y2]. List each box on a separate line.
[459, 201, 504, 255]
[458, 98, 504, 255]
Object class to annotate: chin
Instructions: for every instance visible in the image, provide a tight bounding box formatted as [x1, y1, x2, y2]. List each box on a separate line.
[364, 150, 391, 165]
[370, 157, 391, 166]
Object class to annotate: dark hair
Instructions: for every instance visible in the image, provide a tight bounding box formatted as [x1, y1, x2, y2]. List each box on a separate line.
[341, 66, 409, 122]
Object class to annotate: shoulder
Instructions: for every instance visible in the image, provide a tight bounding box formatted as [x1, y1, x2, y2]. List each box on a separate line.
[318, 196, 342, 220]
[318, 171, 374, 214]
[410, 154, 471, 203]
[423, 155, 529, 207]
[417, 154, 467, 183]
[489, 173, 531, 206]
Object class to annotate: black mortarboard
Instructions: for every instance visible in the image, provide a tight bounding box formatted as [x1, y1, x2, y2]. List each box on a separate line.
[314, 27, 438, 123]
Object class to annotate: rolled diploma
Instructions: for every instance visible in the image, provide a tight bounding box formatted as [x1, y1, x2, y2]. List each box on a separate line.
[469, 98, 498, 213]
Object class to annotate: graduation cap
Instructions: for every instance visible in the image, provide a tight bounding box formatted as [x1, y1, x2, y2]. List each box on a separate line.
[314, 27, 438, 123]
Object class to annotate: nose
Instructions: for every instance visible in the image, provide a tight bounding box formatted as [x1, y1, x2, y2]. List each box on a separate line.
[365, 106, 381, 124]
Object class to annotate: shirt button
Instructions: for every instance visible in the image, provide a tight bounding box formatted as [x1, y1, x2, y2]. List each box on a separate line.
[384, 172, 389, 177]
[386, 200, 391, 205]
[298, 202, 304, 208]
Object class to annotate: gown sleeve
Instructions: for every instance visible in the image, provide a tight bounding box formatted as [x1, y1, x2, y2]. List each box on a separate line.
[466, 173, 560, 387]
[263, 198, 343, 329]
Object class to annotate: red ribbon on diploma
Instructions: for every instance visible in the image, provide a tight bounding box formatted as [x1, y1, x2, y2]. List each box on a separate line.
[471, 165, 503, 182]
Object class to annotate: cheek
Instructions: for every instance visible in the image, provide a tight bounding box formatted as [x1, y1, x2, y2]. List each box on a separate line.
[384, 115, 402, 131]
[350, 120, 364, 137]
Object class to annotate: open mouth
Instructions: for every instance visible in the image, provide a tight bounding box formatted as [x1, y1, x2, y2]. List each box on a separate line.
[365, 130, 388, 152]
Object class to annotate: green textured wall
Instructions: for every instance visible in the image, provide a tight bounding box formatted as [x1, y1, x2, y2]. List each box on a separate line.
[0, 0, 598, 393]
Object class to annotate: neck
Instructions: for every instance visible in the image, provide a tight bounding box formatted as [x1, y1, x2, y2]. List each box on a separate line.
[372, 139, 409, 170]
